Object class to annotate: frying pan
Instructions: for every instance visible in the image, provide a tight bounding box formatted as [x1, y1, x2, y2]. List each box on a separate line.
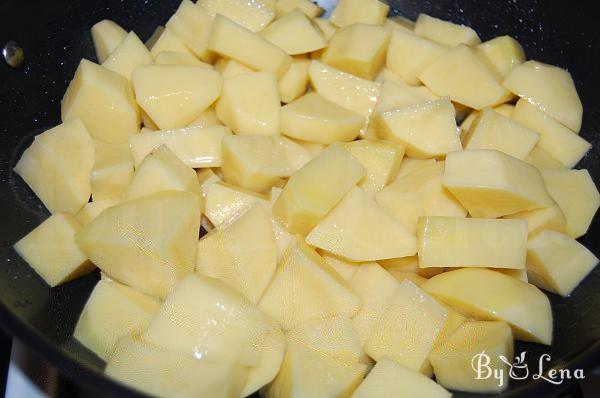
[0, 0, 599, 397]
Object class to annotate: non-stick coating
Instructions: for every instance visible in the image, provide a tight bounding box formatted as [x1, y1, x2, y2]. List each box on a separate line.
[0, 0, 599, 397]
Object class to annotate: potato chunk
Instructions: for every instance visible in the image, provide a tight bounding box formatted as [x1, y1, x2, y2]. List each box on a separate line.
[414, 14, 480, 46]
[417, 216, 528, 269]
[342, 140, 404, 193]
[278, 56, 310, 103]
[477, 35, 525, 78]
[91, 140, 133, 201]
[375, 97, 462, 158]
[542, 169, 600, 238]
[165, 0, 215, 62]
[463, 107, 539, 159]
[429, 321, 513, 393]
[375, 79, 439, 114]
[309, 60, 380, 117]
[259, 240, 361, 330]
[352, 358, 451, 398]
[14, 213, 94, 287]
[130, 125, 230, 168]
[307, 187, 417, 261]
[242, 320, 285, 396]
[221, 135, 309, 192]
[75, 199, 119, 226]
[511, 99, 591, 167]
[273, 145, 365, 235]
[102, 32, 152, 81]
[205, 182, 269, 227]
[322, 23, 390, 80]
[504, 203, 567, 235]
[419, 45, 511, 109]
[14, 119, 94, 214]
[208, 15, 292, 77]
[201, 0, 275, 33]
[76, 191, 200, 299]
[527, 230, 599, 296]
[503, 60, 583, 132]
[149, 28, 195, 59]
[154, 50, 213, 67]
[386, 31, 447, 85]
[61, 59, 139, 143]
[216, 72, 280, 135]
[91, 20, 127, 63]
[260, 10, 326, 55]
[281, 93, 365, 144]
[74, 279, 159, 360]
[132, 65, 222, 130]
[443, 149, 555, 218]
[330, 0, 389, 27]
[422, 268, 553, 344]
[365, 279, 448, 370]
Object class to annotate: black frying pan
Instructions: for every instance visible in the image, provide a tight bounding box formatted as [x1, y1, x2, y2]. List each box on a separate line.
[1, 0, 599, 397]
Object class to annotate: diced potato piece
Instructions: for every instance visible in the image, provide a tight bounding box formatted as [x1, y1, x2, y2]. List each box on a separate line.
[165, 0, 215, 62]
[527, 230, 598, 296]
[273, 145, 365, 235]
[352, 358, 451, 398]
[497, 267, 528, 282]
[221, 135, 309, 192]
[76, 191, 200, 299]
[342, 140, 404, 193]
[106, 337, 248, 398]
[431, 304, 467, 349]
[375, 97, 462, 158]
[145, 274, 269, 365]
[265, 317, 367, 398]
[261, 10, 326, 55]
[215, 58, 255, 78]
[524, 146, 566, 171]
[259, 240, 361, 330]
[90, 140, 133, 201]
[511, 99, 591, 167]
[278, 56, 310, 103]
[376, 162, 467, 234]
[463, 108, 539, 159]
[443, 149, 555, 218]
[122, 146, 201, 201]
[132, 65, 222, 130]
[91, 20, 127, 63]
[154, 50, 213, 67]
[307, 187, 417, 261]
[542, 169, 600, 238]
[384, 17, 414, 33]
[386, 31, 447, 85]
[102, 32, 152, 80]
[275, 0, 323, 19]
[313, 18, 338, 40]
[216, 72, 280, 135]
[14, 214, 94, 287]
[14, 119, 94, 214]
[188, 107, 222, 128]
[149, 28, 196, 59]
[196, 168, 222, 213]
[61, 60, 139, 143]
[74, 279, 159, 360]
[379, 256, 444, 279]
[205, 182, 269, 227]
[375, 79, 439, 114]
[130, 125, 230, 168]
[348, 263, 399, 345]
[330, 0, 389, 27]
[320, 252, 360, 281]
[197, 205, 276, 303]
[395, 157, 437, 179]
[504, 60, 583, 132]
[208, 15, 292, 77]
[504, 203, 567, 235]
[414, 14, 481, 46]
[419, 45, 511, 109]
[242, 321, 285, 396]
[429, 321, 513, 393]
[417, 216, 528, 269]
[322, 23, 390, 80]
[477, 35, 525, 78]
[201, 0, 275, 32]
[365, 280, 447, 370]
[309, 60, 380, 117]
[75, 199, 119, 226]
[386, 271, 428, 286]
[422, 268, 553, 344]
[459, 103, 514, 137]
[281, 92, 365, 144]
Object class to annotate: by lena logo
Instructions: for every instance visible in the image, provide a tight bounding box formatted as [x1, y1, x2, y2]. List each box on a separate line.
[471, 351, 585, 387]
